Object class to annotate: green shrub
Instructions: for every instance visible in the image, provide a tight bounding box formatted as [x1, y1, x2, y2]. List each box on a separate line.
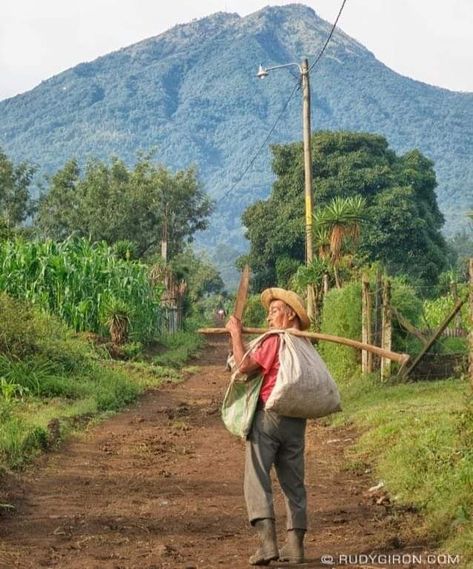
[243, 294, 267, 328]
[0, 293, 94, 372]
[0, 417, 49, 468]
[120, 341, 144, 360]
[0, 399, 13, 423]
[0, 377, 30, 402]
[153, 330, 204, 368]
[0, 292, 146, 469]
[319, 282, 361, 380]
[94, 367, 139, 411]
[434, 336, 468, 355]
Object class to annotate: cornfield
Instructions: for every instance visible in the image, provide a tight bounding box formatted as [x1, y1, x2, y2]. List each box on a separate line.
[423, 291, 470, 330]
[0, 237, 163, 341]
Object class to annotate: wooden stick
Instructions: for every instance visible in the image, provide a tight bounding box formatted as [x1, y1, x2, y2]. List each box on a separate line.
[198, 327, 410, 364]
[391, 306, 428, 345]
[400, 296, 467, 379]
[234, 264, 250, 320]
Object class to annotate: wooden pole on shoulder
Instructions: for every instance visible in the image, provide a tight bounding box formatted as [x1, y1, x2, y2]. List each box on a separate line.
[199, 326, 410, 365]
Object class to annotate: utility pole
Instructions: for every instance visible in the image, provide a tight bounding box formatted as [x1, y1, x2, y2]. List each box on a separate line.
[257, 58, 316, 323]
[302, 58, 313, 266]
[301, 58, 316, 323]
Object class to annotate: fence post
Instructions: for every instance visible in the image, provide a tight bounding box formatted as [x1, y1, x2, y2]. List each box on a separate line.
[373, 267, 383, 370]
[469, 259, 473, 389]
[450, 280, 462, 330]
[381, 278, 392, 381]
[362, 272, 373, 374]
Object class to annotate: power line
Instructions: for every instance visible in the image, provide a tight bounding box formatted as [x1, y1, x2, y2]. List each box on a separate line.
[216, 0, 349, 205]
[309, 0, 349, 73]
[216, 79, 300, 204]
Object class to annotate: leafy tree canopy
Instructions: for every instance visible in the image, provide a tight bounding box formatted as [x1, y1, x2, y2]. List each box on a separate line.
[446, 220, 473, 278]
[170, 247, 225, 303]
[0, 147, 35, 232]
[35, 155, 214, 259]
[242, 131, 448, 290]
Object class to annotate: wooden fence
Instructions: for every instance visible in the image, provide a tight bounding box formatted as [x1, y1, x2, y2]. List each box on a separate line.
[362, 263, 472, 382]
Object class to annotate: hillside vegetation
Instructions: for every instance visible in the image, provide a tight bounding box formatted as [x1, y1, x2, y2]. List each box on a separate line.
[0, 4, 471, 271]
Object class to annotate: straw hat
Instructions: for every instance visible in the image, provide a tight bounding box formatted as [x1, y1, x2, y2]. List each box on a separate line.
[260, 287, 310, 331]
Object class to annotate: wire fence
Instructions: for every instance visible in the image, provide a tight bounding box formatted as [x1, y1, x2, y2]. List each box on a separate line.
[361, 277, 470, 380]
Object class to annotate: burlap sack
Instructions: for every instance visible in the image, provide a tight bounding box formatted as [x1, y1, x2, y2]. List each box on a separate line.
[222, 330, 341, 437]
[265, 332, 341, 419]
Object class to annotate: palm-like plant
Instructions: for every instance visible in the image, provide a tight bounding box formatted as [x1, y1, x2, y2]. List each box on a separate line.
[314, 226, 331, 260]
[291, 257, 328, 292]
[314, 196, 367, 288]
[100, 296, 131, 345]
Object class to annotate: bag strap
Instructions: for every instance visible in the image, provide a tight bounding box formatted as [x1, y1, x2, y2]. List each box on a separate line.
[230, 330, 283, 383]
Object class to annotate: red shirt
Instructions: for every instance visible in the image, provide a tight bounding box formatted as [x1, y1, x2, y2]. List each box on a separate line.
[251, 334, 280, 404]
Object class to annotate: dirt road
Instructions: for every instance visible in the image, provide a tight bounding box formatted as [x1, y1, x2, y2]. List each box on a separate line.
[0, 338, 435, 568]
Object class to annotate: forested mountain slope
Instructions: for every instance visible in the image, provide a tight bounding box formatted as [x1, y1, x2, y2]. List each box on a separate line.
[1, 4, 471, 265]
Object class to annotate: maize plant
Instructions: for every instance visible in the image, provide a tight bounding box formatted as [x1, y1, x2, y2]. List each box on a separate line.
[0, 237, 164, 342]
[423, 292, 470, 330]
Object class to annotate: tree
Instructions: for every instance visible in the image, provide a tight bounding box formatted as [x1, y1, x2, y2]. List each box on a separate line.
[167, 247, 225, 319]
[0, 147, 35, 231]
[170, 248, 225, 302]
[446, 210, 473, 278]
[241, 132, 448, 289]
[35, 155, 214, 259]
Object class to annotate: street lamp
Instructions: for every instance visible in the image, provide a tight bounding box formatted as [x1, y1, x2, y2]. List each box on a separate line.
[257, 58, 316, 323]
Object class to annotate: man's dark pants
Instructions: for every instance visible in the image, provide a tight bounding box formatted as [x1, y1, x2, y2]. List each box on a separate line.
[244, 409, 307, 529]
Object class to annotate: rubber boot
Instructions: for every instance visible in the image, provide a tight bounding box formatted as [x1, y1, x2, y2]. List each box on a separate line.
[278, 529, 305, 563]
[249, 518, 279, 566]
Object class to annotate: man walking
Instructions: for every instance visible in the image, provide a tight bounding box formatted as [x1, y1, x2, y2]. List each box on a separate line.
[225, 288, 310, 566]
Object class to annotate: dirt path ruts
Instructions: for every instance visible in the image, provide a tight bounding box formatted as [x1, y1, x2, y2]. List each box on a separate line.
[0, 338, 435, 569]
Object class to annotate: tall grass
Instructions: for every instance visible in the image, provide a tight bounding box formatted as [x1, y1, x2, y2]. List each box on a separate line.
[0, 293, 143, 469]
[0, 237, 163, 341]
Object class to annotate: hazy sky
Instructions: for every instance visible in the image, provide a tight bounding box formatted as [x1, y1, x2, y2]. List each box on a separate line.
[1, 0, 472, 101]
